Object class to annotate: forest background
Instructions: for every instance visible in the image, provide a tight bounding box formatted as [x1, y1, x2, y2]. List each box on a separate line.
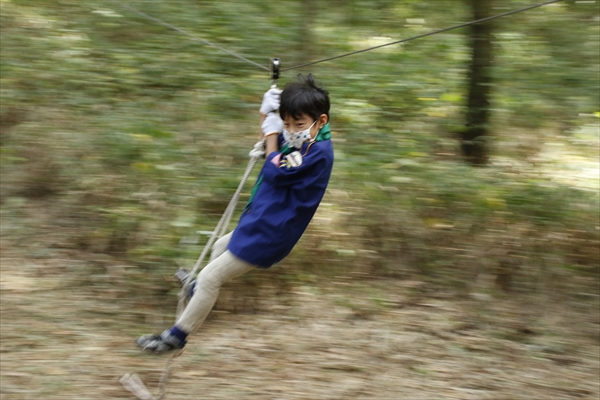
[1, 1, 599, 399]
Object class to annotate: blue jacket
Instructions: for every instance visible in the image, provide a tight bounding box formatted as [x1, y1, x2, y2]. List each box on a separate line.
[228, 124, 334, 268]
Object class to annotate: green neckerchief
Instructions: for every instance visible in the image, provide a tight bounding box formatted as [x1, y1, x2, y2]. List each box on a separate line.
[244, 123, 331, 212]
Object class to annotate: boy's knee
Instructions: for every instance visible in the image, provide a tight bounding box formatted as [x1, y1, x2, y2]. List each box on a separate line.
[213, 236, 227, 251]
[197, 266, 223, 291]
[211, 232, 232, 261]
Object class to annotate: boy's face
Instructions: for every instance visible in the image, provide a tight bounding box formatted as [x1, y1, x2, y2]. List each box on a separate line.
[282, 113, 328, 140]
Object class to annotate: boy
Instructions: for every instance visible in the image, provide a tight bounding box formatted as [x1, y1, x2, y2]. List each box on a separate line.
[137, 74, 334, 353]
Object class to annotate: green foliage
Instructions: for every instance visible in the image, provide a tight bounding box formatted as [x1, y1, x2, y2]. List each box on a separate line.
[1, 0, 598, 294]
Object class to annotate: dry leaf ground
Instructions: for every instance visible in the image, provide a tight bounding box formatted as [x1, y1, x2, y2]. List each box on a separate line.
[1, 251, 598, 400]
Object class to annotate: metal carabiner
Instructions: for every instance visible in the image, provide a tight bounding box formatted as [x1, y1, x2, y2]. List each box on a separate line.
[269, 58, 281, 84]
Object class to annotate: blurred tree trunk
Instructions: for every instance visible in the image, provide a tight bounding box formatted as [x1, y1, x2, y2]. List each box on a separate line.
[462, 0, 494, 165]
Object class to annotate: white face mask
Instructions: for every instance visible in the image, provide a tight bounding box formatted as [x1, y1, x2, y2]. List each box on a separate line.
[283, 120, 317, 149]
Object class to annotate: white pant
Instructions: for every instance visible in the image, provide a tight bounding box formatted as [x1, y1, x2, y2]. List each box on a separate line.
[175, 232, 256, 333]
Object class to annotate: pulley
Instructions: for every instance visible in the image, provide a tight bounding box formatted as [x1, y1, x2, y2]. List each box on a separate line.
[270, 57, 281, 83]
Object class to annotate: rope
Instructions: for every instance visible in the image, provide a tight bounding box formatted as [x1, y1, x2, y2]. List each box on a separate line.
[122, 140, 265, 400]
[170, 140, 265, 398]
[282, 0, 564, 71]
[176, 139, 265, 316]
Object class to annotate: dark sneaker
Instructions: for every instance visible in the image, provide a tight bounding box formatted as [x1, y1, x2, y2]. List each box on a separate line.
[174, 268, 192, 286]
[136, 330, 186, 353]
[175, 268, 196, 298]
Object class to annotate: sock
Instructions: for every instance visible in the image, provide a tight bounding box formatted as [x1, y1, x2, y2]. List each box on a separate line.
[170, 326, 188, 342]
[160, 325, 188, 346]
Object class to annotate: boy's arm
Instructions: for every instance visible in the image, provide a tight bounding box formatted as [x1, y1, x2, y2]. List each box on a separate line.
[265, 133, 279, 157]
[258, 113, 266, 137]
[262, 143, 332, 188]
[260, 112, 283, 157]
[259, 86, 283, 156]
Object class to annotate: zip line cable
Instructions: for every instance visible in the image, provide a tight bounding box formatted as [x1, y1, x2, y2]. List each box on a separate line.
[115, 3, 269, 71]
[282, 0, 564, 71]
[114, 0, 564, 75]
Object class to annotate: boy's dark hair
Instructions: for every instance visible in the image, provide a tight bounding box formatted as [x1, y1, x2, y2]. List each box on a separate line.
[279, 74, 330, 121]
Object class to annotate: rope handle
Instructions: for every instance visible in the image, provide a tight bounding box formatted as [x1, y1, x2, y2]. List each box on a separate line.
[176, 139, 265, 317]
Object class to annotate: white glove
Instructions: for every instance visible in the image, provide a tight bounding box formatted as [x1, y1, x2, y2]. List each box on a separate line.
[261, 112, 283, 137]
[259, 85, 283, 115]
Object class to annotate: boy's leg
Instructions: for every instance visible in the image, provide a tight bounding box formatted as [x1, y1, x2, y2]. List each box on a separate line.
[137, 250, 255, 352]
[176, 231, 233, 292]
[210, 231, 233, 262]
[175, 250, 254, 333]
